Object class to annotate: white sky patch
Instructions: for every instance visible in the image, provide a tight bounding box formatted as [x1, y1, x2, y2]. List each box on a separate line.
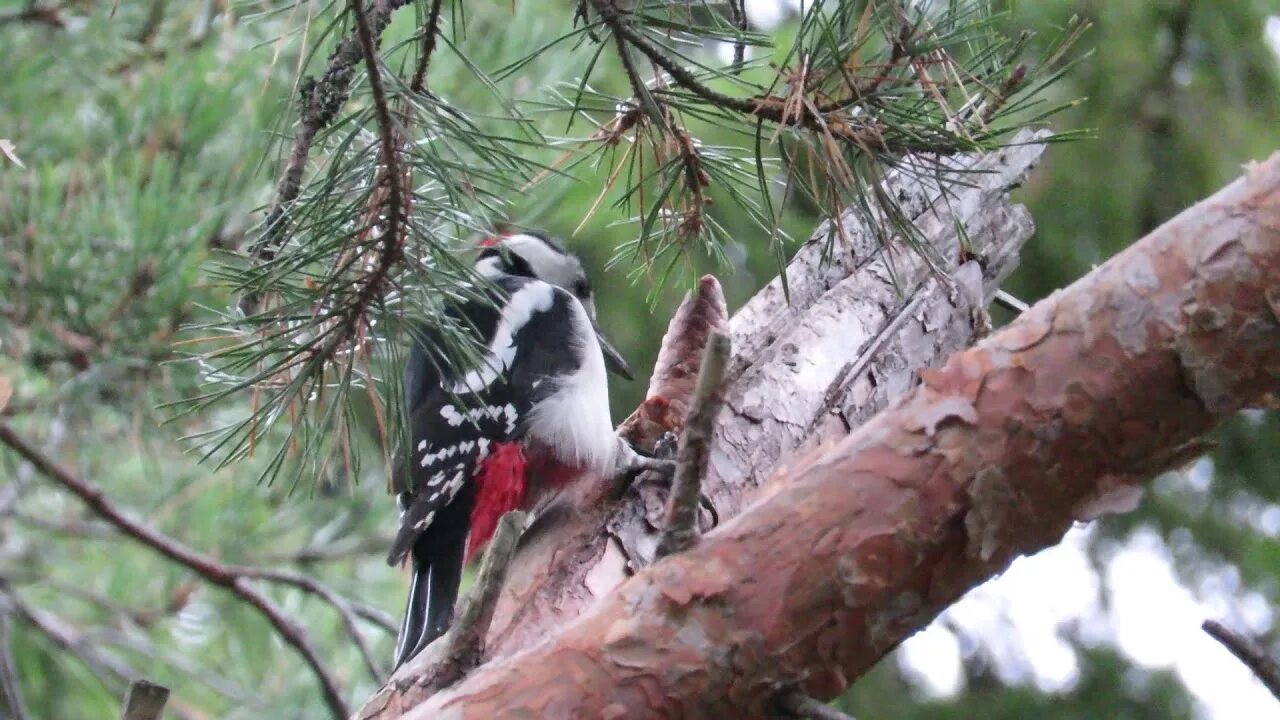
[898, 623, 963, 697]
[744, 0, 791, 29]
[1109, 530, 1279, 718]
[899, 521, 1278, 718]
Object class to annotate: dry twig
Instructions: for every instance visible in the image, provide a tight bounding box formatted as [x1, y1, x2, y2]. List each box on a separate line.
[656, 331, 730, 558]
[434, 511, 527, 687]
[1203, 620, 1280, 701]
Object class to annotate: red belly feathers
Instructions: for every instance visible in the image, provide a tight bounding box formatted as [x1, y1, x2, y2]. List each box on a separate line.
[467, 442, 580, 561]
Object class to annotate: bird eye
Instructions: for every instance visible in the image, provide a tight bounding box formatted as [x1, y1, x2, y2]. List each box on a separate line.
[573, 278, 591, 298]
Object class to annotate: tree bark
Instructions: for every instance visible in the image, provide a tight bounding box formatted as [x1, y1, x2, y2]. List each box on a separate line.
[378, 149, 1280, 717]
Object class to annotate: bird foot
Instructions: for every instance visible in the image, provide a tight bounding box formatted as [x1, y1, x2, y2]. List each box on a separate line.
[614, 431, 677, 479]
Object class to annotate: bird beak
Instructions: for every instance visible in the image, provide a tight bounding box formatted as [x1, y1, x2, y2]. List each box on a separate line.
[594, 325, 634, 380]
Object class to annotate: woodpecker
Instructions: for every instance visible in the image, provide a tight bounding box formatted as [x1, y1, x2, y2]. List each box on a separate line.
[387, 231, 644, 670]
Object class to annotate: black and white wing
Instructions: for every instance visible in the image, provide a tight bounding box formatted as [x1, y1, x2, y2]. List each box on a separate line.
[386, 276, 583, 565]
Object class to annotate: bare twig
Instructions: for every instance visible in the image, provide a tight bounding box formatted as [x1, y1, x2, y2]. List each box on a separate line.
[356, 511, 526, 718]
[120, 680, 169, 720]
[437, 510, 527, 684]
[0, 612, 29, 720]
[777, 690, 857, 720]
[0, 423, 350, 720]
[1203, 620, 1280, 701]
[656, 331, 730, 558]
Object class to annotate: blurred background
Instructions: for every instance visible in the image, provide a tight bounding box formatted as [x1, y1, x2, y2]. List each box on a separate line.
[1, 0, 1278, 717]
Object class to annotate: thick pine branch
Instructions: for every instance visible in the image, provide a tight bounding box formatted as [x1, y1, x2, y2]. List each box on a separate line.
[388, 147, 1280, 719]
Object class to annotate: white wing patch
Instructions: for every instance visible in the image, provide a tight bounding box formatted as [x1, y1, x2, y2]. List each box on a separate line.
[437, 403, 518, 433]
[445, 282, 556, 393]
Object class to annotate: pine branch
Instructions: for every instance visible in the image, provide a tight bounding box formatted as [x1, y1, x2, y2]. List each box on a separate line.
[377, 142, 1280, 720]
[250, 0, 412, 265]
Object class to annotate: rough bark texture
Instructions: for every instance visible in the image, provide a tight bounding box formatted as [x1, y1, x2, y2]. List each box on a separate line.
[355, 130, 1049, 719]
[391, 151, 1280, 718]
[710, 134, 1047, 518]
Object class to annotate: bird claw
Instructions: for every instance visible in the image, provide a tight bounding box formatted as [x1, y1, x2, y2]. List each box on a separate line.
[613, 433, 677, 480]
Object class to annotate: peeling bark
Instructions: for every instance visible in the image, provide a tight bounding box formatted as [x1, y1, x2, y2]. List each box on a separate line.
[379, 149, 1280, 718]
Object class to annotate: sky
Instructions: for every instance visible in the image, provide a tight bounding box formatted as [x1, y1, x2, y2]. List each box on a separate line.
[899, 459, 1280, 718]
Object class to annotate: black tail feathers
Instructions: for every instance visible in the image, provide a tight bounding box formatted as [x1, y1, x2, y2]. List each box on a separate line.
[392, 520, 468, 670]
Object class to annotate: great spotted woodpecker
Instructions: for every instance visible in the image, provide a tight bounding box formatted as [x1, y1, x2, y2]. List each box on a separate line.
[387, 231, 646, 670]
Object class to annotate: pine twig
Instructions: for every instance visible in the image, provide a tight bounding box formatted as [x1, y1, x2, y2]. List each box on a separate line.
[249, 0, 411, 264]
[295, 0, 409, 377]
[409, 0, 445, 94]
[612, 31, 666, 130]
[656, 331, 729, 558]
[0, 423, 350, 720]
[120, 680, 169, 720]
[777, 690, 857, 720]
[1203, 620, 1280, 701]
[728, 0, 746, 72]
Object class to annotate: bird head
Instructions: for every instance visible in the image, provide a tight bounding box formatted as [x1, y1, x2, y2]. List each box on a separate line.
[476, 231, 634, 380]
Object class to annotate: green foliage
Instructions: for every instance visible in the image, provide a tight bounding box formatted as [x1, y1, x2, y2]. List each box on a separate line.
[0, 0, 1277, 718]
[183, 0, 1071, 491]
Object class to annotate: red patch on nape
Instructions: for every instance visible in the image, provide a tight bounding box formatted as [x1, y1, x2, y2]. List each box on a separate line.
[467, 442, 528, 561]
[477, 236, 501, 248]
